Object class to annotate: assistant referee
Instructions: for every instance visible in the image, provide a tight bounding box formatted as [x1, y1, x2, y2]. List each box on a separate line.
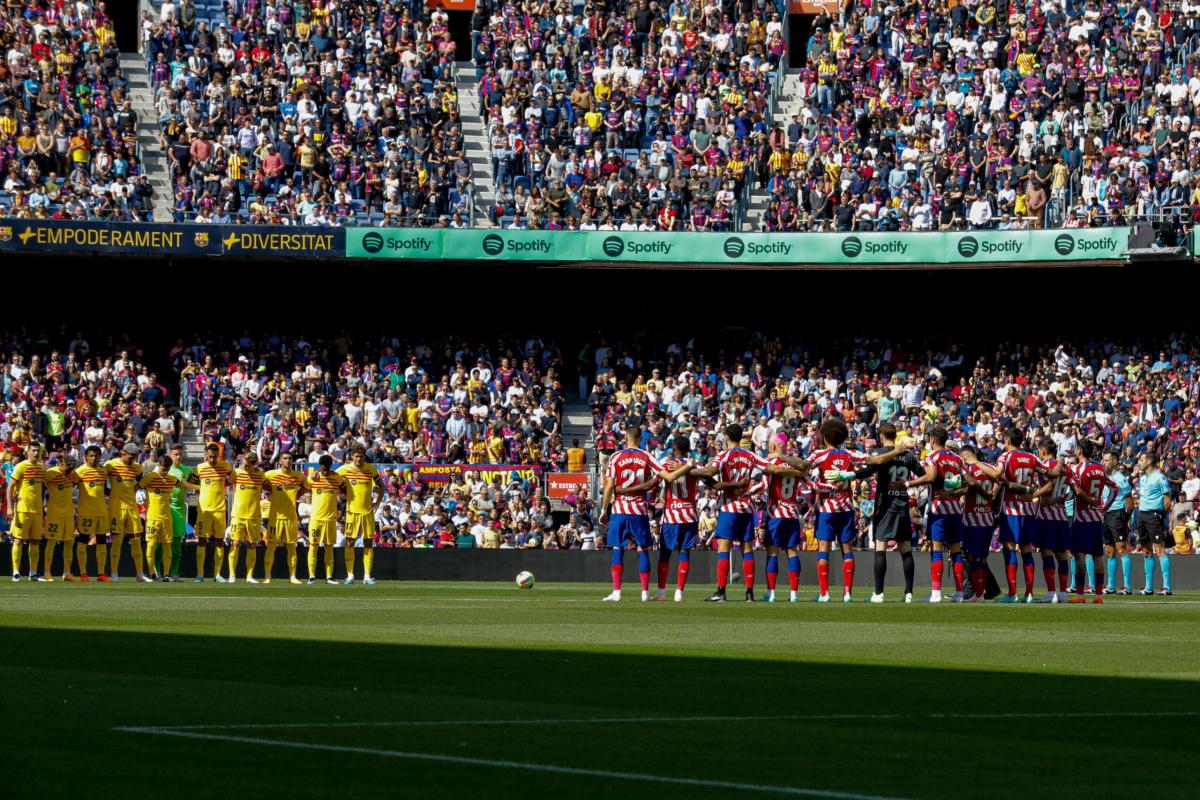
[1135, 451, 1173, 596]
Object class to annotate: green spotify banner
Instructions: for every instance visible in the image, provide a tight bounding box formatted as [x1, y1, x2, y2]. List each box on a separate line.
[346, 227, 1130, 265]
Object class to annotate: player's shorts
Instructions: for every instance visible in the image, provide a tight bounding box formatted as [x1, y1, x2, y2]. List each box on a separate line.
[45, 515, 74, 542]
[606, 513, 652, 549]
[1035, 519, 1070, 552]
[714, 512, 755, 542]
[145, 518, 174, 543]
[11, 511, 43, 540]
[344, 511, 376, 541]
[1071, 521, 1104, 557]
[229, 517, 263, 543]
[1136, 509, 1169, 545]
[267, 518, 298, 544]
[815, 511, 856, 543]
[76, 515, 108, 536]
[926, 512, 961, 545]
[170, 508, 187, 539]
[308, 520, 338, 547]
[999, 514, 1031, 546]
[766, 517, 802, 549]
[195, 509, 226, 539]
[1103, 510, 1130, 547]
[872, 511, 912, 543]
[109, 509, 143, 535]
[660, 521, 698, 551]
[963, 525, 994, 559]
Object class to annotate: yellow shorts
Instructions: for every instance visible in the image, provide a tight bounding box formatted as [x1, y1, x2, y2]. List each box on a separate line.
[109, 509, 143, 535]
[145, 518, 174, 543]
[196, 509, 226, 539]
[229, 517, 262, 543]
[77, 515, 108, 536]
[345, 511, 376, 541]
[267, 518, 298, 544]
[45, 515, 74, 542]
[12, 511, 43, 540]
[308, 519, 337, 547]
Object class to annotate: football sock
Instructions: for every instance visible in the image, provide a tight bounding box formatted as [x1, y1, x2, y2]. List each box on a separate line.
[263, 543, 276, 578]
[215, 545, 226, 578]
[170, 537, 183, 575]
[61, 541, 74, 576]
[110, 534, 125, 575]
[657, 550, 671, 590]
[901, 550, 914, 595]
[226, 546, 239, 579]
[245, 546, 257, 578]
[873, 550, 886, 595]
[1159, 555, 1171, 592]
[96, 541, 109, 576]
[1022, 551, 1036, 594]
[307, 543, 318, 578]
[817, 551, 830, 596]
[787, 555, 800, 592]
[742, 551, 755, 589]
[160, 540, 173, 578]
[1144, 555, 1156, 592]
[1042, 554, 1056, 591]
[970, 559, 986, 598]
[198, 541, 210, 578]
[131, 538, 145, 576]
[287, 543, 298, 577]
[345, 547, 356, 580]
[1057, 559, 1071, 592]
[610, 548, 624, 591]
[766, 555, 779, 591]
[716, 551, 730, 589]
[323, 545, 334, 576]
[42, 542, 56, 576]
[363, 548, 374, 579]
[842, 551, 854, 593]
[146, 541, 158, 573]
[75, 542, 87, 576]
[1105, 556, 1117, 591]
[951, 552, 965, 592]
[1120, 553, 1132, 588]
[637, 550, 651, 591]
[31, 542, 42, 575]
[1085, 556, 1096, 594]
[677, 550, 690, 589]
[11, 542, 21, 575]
[1094, 564, 1105, 596]
[930, 549, 943, 591]
[1004, 548, 1018, 595]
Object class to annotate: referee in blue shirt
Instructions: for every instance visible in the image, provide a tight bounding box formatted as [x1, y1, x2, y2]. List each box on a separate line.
[1135, 451, 1173, 596]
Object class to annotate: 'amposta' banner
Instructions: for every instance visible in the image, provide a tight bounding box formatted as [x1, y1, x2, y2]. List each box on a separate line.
[345, 227, 1130, 265]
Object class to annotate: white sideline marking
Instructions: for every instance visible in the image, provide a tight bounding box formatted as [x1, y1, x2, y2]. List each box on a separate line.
[114, 726, 904, 800]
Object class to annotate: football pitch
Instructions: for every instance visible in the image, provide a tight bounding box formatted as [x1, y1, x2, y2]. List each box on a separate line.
[3, 581, 1198, 800]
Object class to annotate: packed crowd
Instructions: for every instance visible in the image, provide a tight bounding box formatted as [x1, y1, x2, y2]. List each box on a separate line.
[0, 1, 155, 221]
[144, 0, 473, 226]
[585, 333, 1200, 555]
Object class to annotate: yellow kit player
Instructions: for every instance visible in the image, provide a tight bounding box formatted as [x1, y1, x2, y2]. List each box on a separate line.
[8, 444, 46, 582]
[227, 452, 266, 583]
[74, 446, 110, 581]
[105, 442, 147, 581]
[139, 454, 199, 582]
[337, 444, 385, 585]
[42, 455, 79, 580]
[264, 450, 307, 584]
[307, 454, 344, 584]
[194, 443, 233, 582]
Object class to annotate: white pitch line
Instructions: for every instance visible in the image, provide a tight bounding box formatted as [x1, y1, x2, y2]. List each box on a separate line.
[124, 709, 1200, 733]
[114, 726, 904, 800]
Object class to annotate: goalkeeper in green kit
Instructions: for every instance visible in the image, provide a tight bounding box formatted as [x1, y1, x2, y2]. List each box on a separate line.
[159, 443, 195, 580]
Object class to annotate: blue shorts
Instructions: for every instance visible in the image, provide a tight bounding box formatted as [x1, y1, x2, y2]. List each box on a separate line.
[607, 514, 652, 549]
[766, 518, 801, 549]
[999, 515, 1031, 546]
[1071, 521, 1104, 557]
[962, 525, 994, 559]
[1035, 519, 1070, 552]
[661, 522, 698, 551]
[815, 511, 856, 544]
[714, 512, 755, 542]
[927, 513, 961, 545]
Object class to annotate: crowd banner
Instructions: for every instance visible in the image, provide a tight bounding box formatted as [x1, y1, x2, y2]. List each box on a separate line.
[0, 217, 222, 256]
[546, 472, 589, 499]
[299, 462, 541, 487]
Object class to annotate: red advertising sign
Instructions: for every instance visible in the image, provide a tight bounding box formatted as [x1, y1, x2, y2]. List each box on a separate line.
[546, 472, 589, 499]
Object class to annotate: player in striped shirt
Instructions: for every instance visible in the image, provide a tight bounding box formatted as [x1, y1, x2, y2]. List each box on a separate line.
[653, 436, 707, 602]
[904, 428, 968, 603]
[1068, 440, 1116, 604]
[1032, 438, 1075, 603]
[761, 434, 814, 603]
[600, 426, 665, 602]
[959, 445, 1000, 602]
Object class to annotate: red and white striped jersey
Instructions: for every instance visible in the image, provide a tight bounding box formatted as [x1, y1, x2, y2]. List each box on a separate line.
[660, 457, 699, 524]
[765, 457, 807, 519]
[1035, 457, 1074, 521]
[708, 447, 770, 514]
[1070, 461, 1118, 523]
[924, 449, 966, 515]
[605, 448, 663, 517]
[807, 448, 869, 513]
[962, 462, 995, 528]
[996, 449, 1048, 516]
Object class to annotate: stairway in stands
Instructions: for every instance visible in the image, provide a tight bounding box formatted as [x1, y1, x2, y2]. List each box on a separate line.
[456, 62, 496, 227]
[120, 53, 173, 222]
[741, 67, 802, 232]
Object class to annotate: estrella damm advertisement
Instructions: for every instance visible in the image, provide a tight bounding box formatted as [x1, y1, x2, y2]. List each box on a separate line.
[0, 218, 222, 255]
[218, 225, 343, 258]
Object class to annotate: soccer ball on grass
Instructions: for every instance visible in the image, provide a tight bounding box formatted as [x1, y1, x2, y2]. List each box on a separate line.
[515, 571, 535, 589]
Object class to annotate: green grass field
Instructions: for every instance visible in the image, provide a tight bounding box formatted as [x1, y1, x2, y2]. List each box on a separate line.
[4, 581, 1198, 799]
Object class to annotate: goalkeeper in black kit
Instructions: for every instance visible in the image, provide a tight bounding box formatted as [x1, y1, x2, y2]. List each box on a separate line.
[855, 424, 925, 603]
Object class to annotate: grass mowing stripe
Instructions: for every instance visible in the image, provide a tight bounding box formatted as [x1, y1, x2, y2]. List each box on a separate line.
[115, 726, 907, 800]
